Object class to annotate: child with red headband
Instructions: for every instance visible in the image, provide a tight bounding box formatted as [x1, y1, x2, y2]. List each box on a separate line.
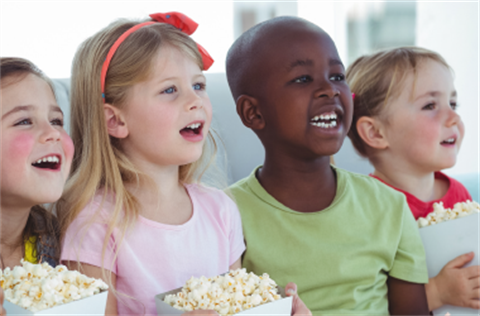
[56, 12, 309, 316]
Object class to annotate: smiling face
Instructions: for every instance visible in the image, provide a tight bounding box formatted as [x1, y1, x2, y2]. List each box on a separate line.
[119, 45, 212, 170]
[254, 23, 353, 160]
[1, 74, 74, 209]
[381, 59, 464, 173]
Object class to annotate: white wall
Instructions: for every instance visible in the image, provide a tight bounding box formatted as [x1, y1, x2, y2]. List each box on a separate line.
[0, 1, 234, 77]
[416, 2, 479, 176]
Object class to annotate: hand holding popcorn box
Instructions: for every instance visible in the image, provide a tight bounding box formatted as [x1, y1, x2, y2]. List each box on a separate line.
[1, 260, 108, 315]
[417, 200, 480, 315]
[156, 268, 292, 316]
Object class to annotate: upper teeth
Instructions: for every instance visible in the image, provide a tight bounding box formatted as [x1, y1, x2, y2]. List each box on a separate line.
[35, 156, 59, 164]
[444, 138, 455, 143]
[311, 113, 337, 122]
[186, 123, 201, 129]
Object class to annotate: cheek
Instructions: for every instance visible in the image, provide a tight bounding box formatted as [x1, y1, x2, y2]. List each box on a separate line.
[61, 132, 75, 170]
[4, 133, 35, 161]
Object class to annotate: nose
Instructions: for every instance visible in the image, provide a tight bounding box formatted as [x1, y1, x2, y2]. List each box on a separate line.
[39, 122, 61, 143]
[315, 79, 340, 99]
[185, 89, 204, 111]
[445, 107, 461, 127]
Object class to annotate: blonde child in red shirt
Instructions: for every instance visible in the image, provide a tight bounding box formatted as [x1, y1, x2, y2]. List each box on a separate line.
[347, 46, 479, 311]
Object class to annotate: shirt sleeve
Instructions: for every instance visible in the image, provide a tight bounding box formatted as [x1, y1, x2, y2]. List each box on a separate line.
[60, 202, 117, 274]
[389, 202, 429, 283]
[226, 195, 246, 266]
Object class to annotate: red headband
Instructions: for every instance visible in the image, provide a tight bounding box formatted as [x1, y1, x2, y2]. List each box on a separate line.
[100, 12, 214, 100]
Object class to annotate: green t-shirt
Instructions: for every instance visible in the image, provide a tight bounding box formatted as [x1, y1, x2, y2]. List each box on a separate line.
[229, 166, 428, 315]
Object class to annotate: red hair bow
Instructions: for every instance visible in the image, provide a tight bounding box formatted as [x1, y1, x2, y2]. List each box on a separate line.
[150, 12, 214, 71]
[101, 12, 213, 101]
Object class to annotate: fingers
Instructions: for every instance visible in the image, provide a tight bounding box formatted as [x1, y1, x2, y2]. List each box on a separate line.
[291, 296, 312, 316]
[285, 282, 297, 296]
[464, 265, 480, 279]
[445, 252, 475, 269]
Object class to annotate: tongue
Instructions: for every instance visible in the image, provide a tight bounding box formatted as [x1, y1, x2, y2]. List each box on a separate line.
[180, 128, 196, 136]
[34, 162, 58, 170]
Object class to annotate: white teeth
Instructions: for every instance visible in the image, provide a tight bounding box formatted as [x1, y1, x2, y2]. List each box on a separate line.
[186, 123, 201, 129]
[443, 138, 455, 144]
[34, 156, 59, 165]
[311, 113, 337, 122]
[311, 121, 337, 128]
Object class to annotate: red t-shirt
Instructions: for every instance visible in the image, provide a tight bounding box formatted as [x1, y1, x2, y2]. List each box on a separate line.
[370, 172, 472, 220]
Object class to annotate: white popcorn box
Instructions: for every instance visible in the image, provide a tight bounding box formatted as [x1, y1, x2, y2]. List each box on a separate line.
[155, 285, 292, 316]
[3, 291, 108, 315]
[419, 212, 479, 316]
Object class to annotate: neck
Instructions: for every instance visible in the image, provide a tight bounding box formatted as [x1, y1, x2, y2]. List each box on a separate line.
[126, 163, 191, 224]
[1, 203, 30, 251]
[259, 151, 336, 212]
[372, 159, 437, 201]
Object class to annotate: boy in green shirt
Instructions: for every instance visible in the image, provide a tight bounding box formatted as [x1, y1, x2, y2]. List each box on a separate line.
[226, 16, 429, 315]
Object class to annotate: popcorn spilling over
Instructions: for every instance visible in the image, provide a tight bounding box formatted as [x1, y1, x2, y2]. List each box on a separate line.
[0, 260, 108, 312]
[164, 268, 281, 316]
[417, 200, 480, 228]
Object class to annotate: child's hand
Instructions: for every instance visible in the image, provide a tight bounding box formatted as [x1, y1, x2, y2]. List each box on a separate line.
[285, 282, 312, 316]
[181, 311, 218, 315]
[427, 252, 480, 310]
[0, 286, 6, 316]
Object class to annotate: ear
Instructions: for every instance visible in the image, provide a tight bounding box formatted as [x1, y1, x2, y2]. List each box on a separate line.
[236, 94, 265, 130]
[103, 103, 129, 139]
[356, 116, 389, 149]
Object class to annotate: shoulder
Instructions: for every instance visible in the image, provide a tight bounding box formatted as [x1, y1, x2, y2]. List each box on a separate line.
[334, 167, 409, 216]
[186, 183, 238, 213]
[336, 167, 405, 200]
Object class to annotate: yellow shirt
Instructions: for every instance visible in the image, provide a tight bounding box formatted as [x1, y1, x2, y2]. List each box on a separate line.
[24, 235, 38, 264]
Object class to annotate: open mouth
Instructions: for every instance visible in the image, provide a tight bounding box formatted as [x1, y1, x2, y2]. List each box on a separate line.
[310, 111, 339, 129]
[180, 122, 203, 136]
[441, 138, 456, 145]
[32, 155, 61, 170]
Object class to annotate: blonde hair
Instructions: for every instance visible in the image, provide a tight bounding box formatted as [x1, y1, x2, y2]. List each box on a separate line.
[346, 46, 450, 157]
[56, 18, 217, 290]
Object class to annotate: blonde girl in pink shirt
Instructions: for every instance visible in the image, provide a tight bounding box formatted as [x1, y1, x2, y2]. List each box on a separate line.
[55, 12, 244, 316]
[56, 12, 308, 316]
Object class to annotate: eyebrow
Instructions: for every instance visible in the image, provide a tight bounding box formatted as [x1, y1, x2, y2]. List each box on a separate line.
[288, 58, 344, 71]
[414, 90, 457, 101]
[2, 104, 63, 120]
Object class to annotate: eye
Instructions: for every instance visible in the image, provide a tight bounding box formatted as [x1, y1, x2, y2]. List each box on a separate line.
[329, 74, 345, 81]
[450, 102, 458, 110]
[422, 103, 436, 110]
[292, 75, 312, 84]
[162, 86, 176, 94]
[51, 118, 64, 126]
[14, 118, 32, 126]
[193, 83, 206, 91]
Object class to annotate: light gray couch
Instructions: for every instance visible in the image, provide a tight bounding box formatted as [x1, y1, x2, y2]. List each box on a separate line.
[52, 74, 479, 202]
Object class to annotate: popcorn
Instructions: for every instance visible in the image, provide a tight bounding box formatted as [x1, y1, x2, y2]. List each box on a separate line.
[0, 260, 108, 312]
[417, 200, 480, 228]
[164, 268, 282, 316]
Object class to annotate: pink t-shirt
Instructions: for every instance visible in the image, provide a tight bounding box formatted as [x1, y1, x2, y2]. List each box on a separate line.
[61, 184, 246, 316]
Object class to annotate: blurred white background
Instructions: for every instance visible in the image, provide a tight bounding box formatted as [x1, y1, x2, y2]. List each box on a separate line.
[1, 0, 478, 177]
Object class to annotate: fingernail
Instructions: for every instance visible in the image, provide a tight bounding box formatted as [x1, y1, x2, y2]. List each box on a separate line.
[287, 289, 296, 295]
